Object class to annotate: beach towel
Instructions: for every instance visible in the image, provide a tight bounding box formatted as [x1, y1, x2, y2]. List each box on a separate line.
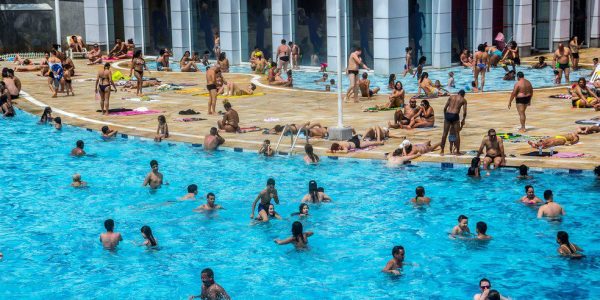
[174, 117, 206, 122]
[156, 84, 183, 92]
[175, 88, 204, 94]
[521, 151, 557, 157]
[110, 110, 162, 116]
[363, 107, 397, 112]
[239, 126, 262, 133]
[552, 152, 585, 158]
[194, 92, 266, 99]
[121, 96, 159, 102]
[549, 94, 572, 99]
[575, 117, 600, 125]
[96, 108, 132, 113]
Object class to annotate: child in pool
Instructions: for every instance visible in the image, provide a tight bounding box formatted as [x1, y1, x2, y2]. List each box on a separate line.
[325, 79, 335, 92]
[447, 72, 455, 88]
[71, 174, 87, 187]
[258, 139, 274, 157]
[471, 81, 479, 93]
[154, 115, 169, 142]
[54, 117, 62, 130]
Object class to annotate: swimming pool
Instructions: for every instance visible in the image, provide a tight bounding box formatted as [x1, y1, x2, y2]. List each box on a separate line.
[2, 109, 599, 299]
[145, 60, 590, 94]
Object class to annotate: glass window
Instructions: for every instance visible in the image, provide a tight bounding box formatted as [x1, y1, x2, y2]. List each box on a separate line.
[349, 0, 373, 67]
[143, 0, 172, 55]
[0, 2, 56, 52]
[246, 0, 272, 61]
[191, 0, 219, 58]
[409, 0, 432, 66]
[294, 0, 327, 66]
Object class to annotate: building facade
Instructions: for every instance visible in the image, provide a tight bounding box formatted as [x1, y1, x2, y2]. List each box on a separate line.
[80, 0, 598, 74]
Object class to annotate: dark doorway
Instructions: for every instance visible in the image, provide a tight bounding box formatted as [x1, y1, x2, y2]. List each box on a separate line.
[571, 0, 587, 45]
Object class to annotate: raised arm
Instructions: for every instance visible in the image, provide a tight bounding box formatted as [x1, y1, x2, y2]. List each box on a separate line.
[274, 236, 294, 245]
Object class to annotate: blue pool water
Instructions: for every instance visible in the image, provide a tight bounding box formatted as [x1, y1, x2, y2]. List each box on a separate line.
[2, 109, 599, 299]
[146, 60, 590, 94]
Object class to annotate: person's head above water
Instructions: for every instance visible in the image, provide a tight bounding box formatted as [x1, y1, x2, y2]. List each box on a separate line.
[330, 79, 335, 85]
[392, 245, 405, 261]
[104, 219, 115, 232]
[544, 190, 553, 202]
[308, 180, 318, 193]
[470, 156, 480, 168]
[206, 192, 215, 205]
[299, 203, 309, 215]
[187, 184, 198, 194]
[150, 159, 158, 169]
[267, 178, 275, 187]
[458, 214, 468, 224]
[556, 231, 571, 246]
[291, 221, 305, 242]
[201, 268, 215, 285]
[76, 140, 84, 149]
[141, 225, 157, 246]
[54, 117, 62, 125]
[415, 186, 425, 197]
[519, 164, 529, 176]
[538, 56, 546, 63]
[476, 221, 487, 234]
[72, 173, 81, 182]
[101, 126, 109, 134]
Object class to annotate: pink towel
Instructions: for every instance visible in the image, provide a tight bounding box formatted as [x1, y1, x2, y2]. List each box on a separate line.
[110, 110, 161, 116]
[552, 152, 585, 158]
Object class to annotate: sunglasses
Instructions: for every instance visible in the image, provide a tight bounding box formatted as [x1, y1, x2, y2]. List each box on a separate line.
[480, 286, 490, 289]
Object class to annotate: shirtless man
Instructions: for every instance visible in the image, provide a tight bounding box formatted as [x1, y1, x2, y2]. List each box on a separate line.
[205, 64, 221, 115]
[440, 90, 467, 155]
[508, 72, 533, 133]
[519, 185, 543, 205]
[180, 184, 199, 200]
[250, 178, 279, 220]
[276, 39, 291, 73]
[382, 245, 405, 275]
[477, 129, 506, 170]
[189, 268, 231, 300]
[346, 47, 370, 103]
[142, 160, 164, 189]
[537, 190, 565, 219]
[387, 98, 421, 129]
[451, 215, 471, 237]
[359, 72, 380, 98]
[527, 132, 579, 149]
[217, 102, 239, 133]
[386, 148, 421, 165]
[108, 39, 125, 58]
[290, 41, 300, 69]
[194, 193, 223, 211]
[71, 140, 86, 156]
[552, 43, 572, 84]
[86, 44, 102, 65]
[99, 219, 123, 249]
[204, 127, 225, 151]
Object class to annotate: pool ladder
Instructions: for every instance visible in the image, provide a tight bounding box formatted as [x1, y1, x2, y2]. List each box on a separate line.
[274, 125, 308, 155]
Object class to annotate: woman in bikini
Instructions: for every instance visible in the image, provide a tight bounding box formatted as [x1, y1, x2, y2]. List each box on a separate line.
[218, 52, 230, 73]
[388, 74, 396, 89]
[274, 221, 313, 248]
[118, 39, 135, 59]
[571, 77, 600, 108]
[96, 63, 117, 115]
[0, 82, 15, 117]
[129, 50, 149, 96]
[387, 81, 405, 108]
[362, 126, 389, 142]
[417, 72, 437, 97]
[407, 100, 435, 129]
[154, 115, 169, 142]
[460, 49, 473, 67]
[180, 51, 198, 72]
[473, 44, 489, 92]
[256, 203, 282, 222]
[527, 132, 579, 149]
[328, 135, 384, 153]
[557, 231, 584, 258]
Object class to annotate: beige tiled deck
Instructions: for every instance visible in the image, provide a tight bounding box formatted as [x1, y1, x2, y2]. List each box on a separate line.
[4, 48, 600, 170]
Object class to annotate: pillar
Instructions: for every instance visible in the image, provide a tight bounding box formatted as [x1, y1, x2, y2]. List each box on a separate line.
[431, 0, 451, 68]
[472, 0, 493, 50]
[271, 0, 294, 59]
[326, 0, 349, 70]
[170, 0, 191, 59]
[123, 0, 144, 52]
[513, 0, 532, 56]
[219, 0, 247, 65]
[550, 0, 570, 49]
[590, 0, 600, 47]
[372, 0, 408, 75]
[84, 0, 111, 50]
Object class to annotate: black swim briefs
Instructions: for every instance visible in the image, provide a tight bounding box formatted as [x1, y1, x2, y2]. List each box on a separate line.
[206, 84, 217, 91]
[516, 95, 531, 105]
[444, 112, 460, 122]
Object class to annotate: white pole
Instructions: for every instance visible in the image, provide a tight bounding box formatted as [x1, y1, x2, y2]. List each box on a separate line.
[187, 0, 193, 53]
[238, 1, 243, 63]
[336, 0, 343, 128]
[104, 0, 111, 53]
[55, 0, 61, 48]
[140, 0, 145, 54]
[289, 0, 294, 66]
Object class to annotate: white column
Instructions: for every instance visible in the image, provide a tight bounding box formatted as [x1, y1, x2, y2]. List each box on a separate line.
[590, 0, 600, 47]
[84, 0, 110, 49]
[170, 0, 191, 59]
[513, 0, 532, 56]
[550, 0, 570, 49]
[472, 0, 493, 51]
[371, 0, 408, 75]
[326, 0, 349, 70]
[124, 0, 144, 51]
[219, 0, 247, 65]
[431, 0, 451, 68]
[271, 0, 293, 59]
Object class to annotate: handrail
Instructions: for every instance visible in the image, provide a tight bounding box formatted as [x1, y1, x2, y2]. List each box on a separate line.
[273, 125, 289, 153]
[289, 128, 304, 155]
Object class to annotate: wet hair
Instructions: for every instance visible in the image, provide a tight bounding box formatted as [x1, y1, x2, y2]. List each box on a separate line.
[41, 107, 52, 122]
[330, 79, 335, 85]
[158, 115, 166, 123]
[487, 290, 501, 300]
[267, 178, 275, 186]
[308, 180, 319, 203]
[223, 102, 232, 109]
[404, 144, 413, 154]
[415, 186, 425, 197]
[470, 157, 480, 168]
[141, 225, 157, 246]
[557, 231, 570, 245]
[479, 278, 491, 286]
[392, 245, 404, 256]
[519, 164, 528, 176]
[201, 268, 214, 278]
[543, 190, 553, 200]
[594, 165, 600, 176]
[419, 72, 428, 83]
[458, 89, 466, 96]
[458, 215, 468, 222]
[305, 144, 319, 163]
[330, 143, 341, 152]
[517, 71, 524, 79]
[395, 81, 403, 90]
[210, 127, 218, 135]
[525, 185, 533, 193]
[187, 184, 198, 193]
[388, 74, 396, 85]
[54, 117, 61, 124]
[218, 52, 226, 61]
[291, 221, 306, 243]
[477, 44, 486, 52]
[421, 99, 430, 107]
[392, 148, 402, 156]
[418, 56, 426, 65]
[317, 187, 324, 193]
[362, 72, 368, 79]
[476, 221, 487, 234]
[104, 62, 111, 69]
[76, 140, 84, 149]
[150, 159, 158, 167]
[207, 192, 215, 198]
[104, 219, 115, 231]
[298, 203, 308, 214]
[267, 203, 276, 216]
[101, 126, 109, 133]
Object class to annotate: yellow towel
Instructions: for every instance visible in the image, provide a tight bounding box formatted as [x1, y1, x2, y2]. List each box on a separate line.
[175, 88, 204, 94]
[192, 92, 265, 99]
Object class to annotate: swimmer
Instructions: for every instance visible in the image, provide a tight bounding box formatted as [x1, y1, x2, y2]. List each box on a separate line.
[180, 184, 199, 200]
[527, 132, 579, 149]
[410, 186, 430, 205]
[386, 148, 421, 165]
[328, 135, 384, 153]
[596, 166, 600, 179]
[250, 178, 279, 220]
[304, 144, 319, 164]
[142, 160, 165, 189]
[291, 203, 309, 217]
[314, 73, 328, 83]
[217, 102, 240, 133]
[474, 279, 509, 300]
[434, 80, 450, 96]
[99, 219, 122, 249]
[188, 268, 231, 300]
[447, 72, 455, 88]
[517, 164, 532, 179]
[71, 140, 86, 156]
[417, 72, 437, 96]
[451, 215, 470, 236]
[302, 180, 332, 203]
[402, 47, 413, 77]
[258, 139, 274, 157]
[203, 127, 225, 151]
[467, 157, 481, 177]
[475, 221, 492, 240]
[519, 185, 542, 205]
[556, 231, 584, 258]
[140, 225, 158, 247]
[503, 70, 515, 81]
[577, 125, 600, 135]
[537, 190, 565, 219]
[54, 117, 62, 130]
[156, 49, 171, 71]
[531, 56, 548, 69]
[101, 125, 118, 139]
[359, 72, 380, 98]
[382, 245, 405, 275]
[274, 221, 313, 248]
[388, 74, 397, 89]
[154, 115, 170, 142]
[256, 203, 281, 222]
[194, 193, 224, 211]
[325, 79, 336, 92]
[477, 129, 505, 171]
[39, 107, 53, 124]
[413, 56, 427, 79]
[71, 174, 87, 188]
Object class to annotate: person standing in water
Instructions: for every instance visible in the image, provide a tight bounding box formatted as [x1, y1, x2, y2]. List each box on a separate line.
[140, 225, 158, 247]
[537, 190, 565, 219]
[189, 268, 231, 300]
[346, 47, 370, 103]
[143, 160, 165, 189]
[100, 219, 123, 249]
[382, 245, 405, 275]
[552, 43, 572, 84]
[508, 72, 533, 133]
[250, 178, 280, 220]
[274, 221, 313, 248]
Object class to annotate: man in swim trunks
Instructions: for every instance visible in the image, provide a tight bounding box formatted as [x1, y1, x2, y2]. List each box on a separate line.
[440, 90, 467, 155]
[100, 219, 122, 249]
[143, 160, 164, 189]
[108, 39, 125, 58]
[204, 127, 225, 151]
[70, 140, 86, 156]
[180, 184, 199, 200]
[193, 193, 223, 211]
[527, 132, 579, 149]
[346, 47, 370, 103]
[520, 185, 543, 205]
[477, 129, 506, 170]
[508, 71, 533, 133]
[205, 64, 220, 115]
[189, 268, 231, 300]
[382, 245, 405, 275]
[553, 43, 572, 83]
[86, 44, 103, 65]
[217, 102, 240, 133]
[276, 39, 291, 73]
[537, 190, 565, 219]
[250, 178, 279, 220]
[359, 72, 380, 99]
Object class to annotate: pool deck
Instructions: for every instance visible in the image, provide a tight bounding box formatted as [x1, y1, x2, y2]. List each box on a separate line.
[4, 48, 600, 170]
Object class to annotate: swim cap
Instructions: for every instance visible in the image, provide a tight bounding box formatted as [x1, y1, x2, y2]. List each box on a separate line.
[256, 51, 263, 57]
[399, 139, 411, 149]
